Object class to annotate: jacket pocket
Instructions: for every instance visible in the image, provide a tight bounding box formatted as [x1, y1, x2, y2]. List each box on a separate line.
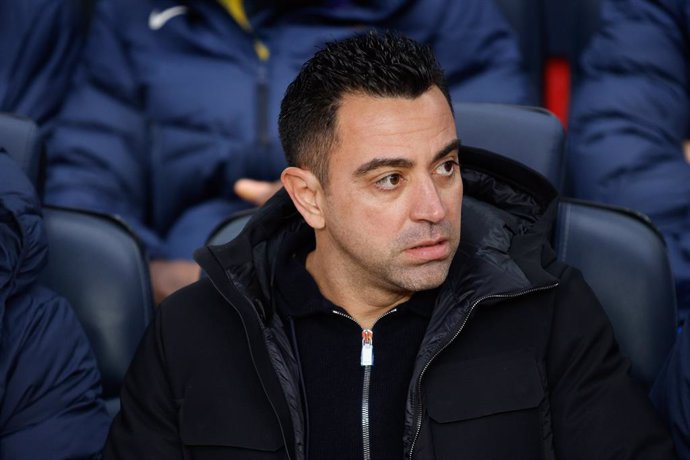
[178, 384, 286, 460]
[424, 349, 547, 460]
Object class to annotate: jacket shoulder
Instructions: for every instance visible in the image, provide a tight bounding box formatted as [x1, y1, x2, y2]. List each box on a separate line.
[157, 277, 244, 339]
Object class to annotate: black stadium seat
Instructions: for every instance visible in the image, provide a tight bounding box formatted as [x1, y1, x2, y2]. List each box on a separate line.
[554, 199, 677, 387]
[454, 102, 565, 190]
[39, 206, 154, 415]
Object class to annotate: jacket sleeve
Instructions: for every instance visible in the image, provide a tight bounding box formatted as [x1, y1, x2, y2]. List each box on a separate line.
[546, 267, 677, 459]
[567, 0, 690, 307]
[0, 290, 110, 460]
[104, 308, 183, 459]
[428, 0, 531, 105]
[44, 0, 165, 258]
[650, 320, 690, 459]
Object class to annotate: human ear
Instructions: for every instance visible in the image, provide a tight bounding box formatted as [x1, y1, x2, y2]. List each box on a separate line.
[281, 167, 325, 229]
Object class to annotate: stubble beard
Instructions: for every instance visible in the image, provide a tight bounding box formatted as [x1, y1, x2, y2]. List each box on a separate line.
[358, 221, 460, 294]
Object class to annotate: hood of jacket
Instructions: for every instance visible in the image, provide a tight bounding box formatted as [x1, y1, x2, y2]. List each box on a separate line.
[0, 152, 48, 320]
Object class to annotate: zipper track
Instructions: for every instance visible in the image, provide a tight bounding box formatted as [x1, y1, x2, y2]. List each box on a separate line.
[332, 308, 398, 460]
[407, 283, 559, 458]
[331, 308, 399, 328]
[362, 365, 373, 460]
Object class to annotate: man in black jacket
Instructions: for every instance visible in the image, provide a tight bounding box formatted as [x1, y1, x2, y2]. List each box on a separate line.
[105, 32, 676, 459]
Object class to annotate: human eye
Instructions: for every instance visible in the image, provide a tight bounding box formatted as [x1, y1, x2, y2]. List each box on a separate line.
[375, 173, 403, 191]
[434, 159, 459, 177]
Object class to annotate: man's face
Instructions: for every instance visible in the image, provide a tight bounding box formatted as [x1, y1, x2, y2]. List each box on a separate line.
[316, 86, 462, 296]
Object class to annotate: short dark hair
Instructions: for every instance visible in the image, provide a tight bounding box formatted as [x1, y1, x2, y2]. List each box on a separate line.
[278, 31, 452, 186]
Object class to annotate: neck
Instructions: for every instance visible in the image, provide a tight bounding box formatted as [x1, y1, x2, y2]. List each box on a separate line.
[305, 249, 411, 329]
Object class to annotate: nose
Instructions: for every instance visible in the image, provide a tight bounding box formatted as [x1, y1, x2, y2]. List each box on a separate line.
[409, 177, 446, 224]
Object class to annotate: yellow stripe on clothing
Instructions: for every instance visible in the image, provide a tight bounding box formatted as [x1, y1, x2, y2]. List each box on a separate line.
[218, 0, 270, 61]
[254, 41, 270, 61]
[219, 0, 251, 31]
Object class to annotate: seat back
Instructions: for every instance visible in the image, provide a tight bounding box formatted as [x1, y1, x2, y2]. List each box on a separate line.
[207, 208, 255, 247]
[39, 206, 155, 416]
[454, 102, 565, 190]
[0, 112, 42, 188]
[553, 200, 678, 387]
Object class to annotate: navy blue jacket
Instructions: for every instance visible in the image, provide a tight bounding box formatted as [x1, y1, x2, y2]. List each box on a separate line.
[568, 0, 690, 313]
[0, 153, 110, 459]
[652, 320, 690, 460]
[45, 0, 529, 260]
[0, 0, 89, 130]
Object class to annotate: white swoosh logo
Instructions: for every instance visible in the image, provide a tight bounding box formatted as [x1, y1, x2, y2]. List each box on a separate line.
[149, 6, 188, 30]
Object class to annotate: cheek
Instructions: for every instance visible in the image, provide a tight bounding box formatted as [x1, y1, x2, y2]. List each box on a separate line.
[327, 193, 375, 231]
[344, 188, 400, 219]
[339, 194, 407, 242]
[444, 183, 463, 240]
[444, 181, 463, 215]
[357, 203, 395, 235]
[457, 182, 464, 219]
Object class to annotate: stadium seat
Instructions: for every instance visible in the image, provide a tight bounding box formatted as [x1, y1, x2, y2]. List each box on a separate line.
[454, 102, 565, 190]
[554, 199, 677, 387]
[39, 206, 155, 416]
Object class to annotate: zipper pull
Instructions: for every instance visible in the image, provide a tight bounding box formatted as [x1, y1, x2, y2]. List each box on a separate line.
[361, 329, 373, 366]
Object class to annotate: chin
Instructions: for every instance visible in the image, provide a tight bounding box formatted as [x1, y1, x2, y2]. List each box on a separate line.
[393, 263, 451, 292]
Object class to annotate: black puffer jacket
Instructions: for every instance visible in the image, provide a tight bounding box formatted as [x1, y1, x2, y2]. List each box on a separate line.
[105, 147, 676, 459]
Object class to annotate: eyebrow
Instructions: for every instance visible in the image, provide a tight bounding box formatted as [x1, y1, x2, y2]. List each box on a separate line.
[353, 138, 461, 177]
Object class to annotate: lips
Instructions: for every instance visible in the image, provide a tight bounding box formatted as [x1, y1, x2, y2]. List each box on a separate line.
[404, 238, 451, 262]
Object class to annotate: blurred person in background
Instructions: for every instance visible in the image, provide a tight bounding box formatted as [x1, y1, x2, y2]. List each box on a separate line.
[0, 152, 110, 459]
[0, 0, 90, 133]
[568, 0, 690, 318]
[44, 0, 530, 303]
[568, 1, 690, 455]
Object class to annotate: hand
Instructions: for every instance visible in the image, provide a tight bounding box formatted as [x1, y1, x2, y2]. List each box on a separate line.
[234, 178, 282, 206]
[684, 140, 690, 163]
[149, 260, 201, 305]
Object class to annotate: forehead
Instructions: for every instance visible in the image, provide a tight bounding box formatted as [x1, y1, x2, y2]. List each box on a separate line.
[330, 87, 457, 174]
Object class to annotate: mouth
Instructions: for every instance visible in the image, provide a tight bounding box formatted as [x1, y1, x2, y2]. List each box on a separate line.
[404, 238, 451, 262]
